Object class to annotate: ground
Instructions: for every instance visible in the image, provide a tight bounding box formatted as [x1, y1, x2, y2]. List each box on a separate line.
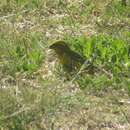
[0, 0, 130, 130]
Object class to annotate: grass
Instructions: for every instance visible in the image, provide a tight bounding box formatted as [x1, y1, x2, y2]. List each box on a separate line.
[0, 31, 45, 77]
[0, 0, 130, 129]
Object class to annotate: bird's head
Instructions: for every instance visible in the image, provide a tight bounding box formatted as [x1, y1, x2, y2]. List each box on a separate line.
[49, 41, 70, 53]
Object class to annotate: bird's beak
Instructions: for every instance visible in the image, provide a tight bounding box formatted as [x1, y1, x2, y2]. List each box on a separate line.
[49, 44, 54, 49]
[49, 45, 52, 49]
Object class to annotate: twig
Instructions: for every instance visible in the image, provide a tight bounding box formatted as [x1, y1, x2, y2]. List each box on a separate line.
[0, 10, 28, 21]
[1, 106, 31, 120]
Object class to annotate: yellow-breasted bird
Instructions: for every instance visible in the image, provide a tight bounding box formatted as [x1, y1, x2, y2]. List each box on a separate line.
[49, 41, 112, 78]
[49, 41, 86, 72]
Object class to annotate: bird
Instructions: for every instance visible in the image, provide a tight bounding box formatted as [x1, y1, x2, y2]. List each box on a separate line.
[49, 41, 93, 73]
[49, 41, 112, 78]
